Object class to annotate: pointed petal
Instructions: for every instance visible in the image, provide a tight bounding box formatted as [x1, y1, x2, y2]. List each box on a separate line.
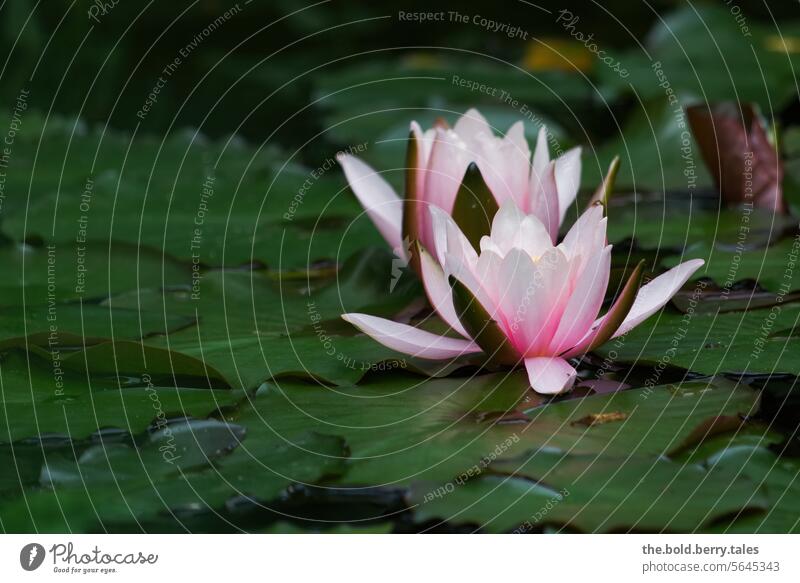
[612, 259, 705, 338]
[555, 146, 582, 224]
[561, 260, 645, 357]
[490, 200, 527, 254]
[559, 203, 606, 264]
[454, 108, 492, 141]
[525, 357, 577, 394]
[497, 121, 532, 210]
[410, 120, 434, 168]
[429, 205, 478, 268]
[421, 129, 472, 250]
[549, 245, 612, 353]
[519, 215, 555, 260]
[531, 126, 550, 182]
[473, 247, 504, 305]
[337, 153, 404, 253]
[341, 313, 481, 360]
[531, 161, 560, 242]
[504, 121, 530, 157]
[495, 248, 538, 348]
[496, 248, 569, 355]
[419, 246, 470, 338]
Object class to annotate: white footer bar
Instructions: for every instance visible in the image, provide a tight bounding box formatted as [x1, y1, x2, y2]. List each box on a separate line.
[1, 534, 797, 581]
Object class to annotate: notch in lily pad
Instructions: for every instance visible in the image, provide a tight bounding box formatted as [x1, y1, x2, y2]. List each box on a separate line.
[449, 275, 518, 366]
[451, 162, 499, 252]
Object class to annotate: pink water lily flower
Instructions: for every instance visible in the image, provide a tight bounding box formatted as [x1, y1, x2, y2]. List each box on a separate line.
[342, 202, 703, 394]
[336, 108, 582, 261]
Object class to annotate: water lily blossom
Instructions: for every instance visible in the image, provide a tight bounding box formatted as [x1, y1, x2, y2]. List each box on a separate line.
[336, 108, 583, 263]
[342, 202, 703, 394]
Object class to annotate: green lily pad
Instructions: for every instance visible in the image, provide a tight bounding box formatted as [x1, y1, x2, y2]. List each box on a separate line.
[410, 450, 767, 533]
[0, 350, 238, 443]
[0, 116, 377, 269]
[231, 374, 756, 487]
[106, 247, 420, 336]
[146, 328, 409, 388]
[0, 241, 192, 304]
[664, 237, 800, 293]
[593, 303, 800, 376]
[595, 100, 712, 193]
[0, 429, 345, 532]
[0, 303, 192, 350]
[704, 446, 800, 533]
[604, 199, 787, 250]
[600, 5, 800, 111]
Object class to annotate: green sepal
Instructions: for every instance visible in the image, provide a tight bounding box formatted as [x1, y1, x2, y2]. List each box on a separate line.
[586, 260, 645, 352]
[451, 162, 499, 252]
[449, 275, 518, 366]
[588, 155, 620, 212]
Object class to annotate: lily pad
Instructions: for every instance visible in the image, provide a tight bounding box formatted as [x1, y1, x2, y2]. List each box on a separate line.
[0, 241, 192, 304]
[593, 304, 800, 376]
[0, 429, 345, 532]
[0, 350, 238, 443]
[600, 5, 800, 111]
[410, 450, 767, 533]
[0, 117, 377, 269]
[664, 237, 800, 293]
[231, 374, 757, 486]
[704, 446, 800, 533]
[0, 303, 192, 350]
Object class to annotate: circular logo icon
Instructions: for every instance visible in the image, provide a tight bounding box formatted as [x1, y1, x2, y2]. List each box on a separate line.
[20, 543, 46, 571]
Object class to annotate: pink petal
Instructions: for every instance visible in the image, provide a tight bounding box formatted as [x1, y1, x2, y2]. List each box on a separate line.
[337, 153, 404, 254]
[488, 201, 553, 259]
[487, 121, 531, 209]
[419, 247, 470, 339]
[429, 206, 479, 268]
[549, 245, 612, 354]
[504, 121, 530, 159]
[495, 248, 538, 348]
[530, 161, 560, 242]
[490, 201, 527, 253]
[525, 357, 577, 394]
[518, 216, 554, 259]
[612, 258, 705, 338]
[496, 248, 569, 354]
[409, 121, 428, 205]
[421, 129, 472, 250]
[473, 247, 504, 306]
[531, 126, 550, 184]
[560, 261, 645, 358]
[444, 252, 497, 318]
[559, 204, 606, 267]
[341, 313, 481, 360]
[453, 108, 492, 142]
[555, 147, 582, 224]
[410, 120, 435, 168]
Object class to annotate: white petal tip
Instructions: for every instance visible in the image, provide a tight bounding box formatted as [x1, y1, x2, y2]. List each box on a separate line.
[525, 357, 578, 395]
